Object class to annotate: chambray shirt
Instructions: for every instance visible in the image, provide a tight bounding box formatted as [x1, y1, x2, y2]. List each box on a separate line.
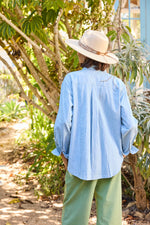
[52, 67, 138, 180]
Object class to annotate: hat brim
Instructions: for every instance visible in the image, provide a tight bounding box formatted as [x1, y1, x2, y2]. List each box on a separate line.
[65, 39, 118, 65]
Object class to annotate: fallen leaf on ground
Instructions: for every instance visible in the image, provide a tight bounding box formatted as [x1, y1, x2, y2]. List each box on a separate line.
[9, 173, 13, 177]
[8, 198, 20, 204]
[125, 215, 134, 220]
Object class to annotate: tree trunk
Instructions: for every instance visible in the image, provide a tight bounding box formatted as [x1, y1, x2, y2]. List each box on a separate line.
[128, 154, 147, 210]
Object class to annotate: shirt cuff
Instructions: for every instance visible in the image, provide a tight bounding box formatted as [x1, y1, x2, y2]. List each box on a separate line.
[130, 145, 139, 154]
[51, 148, 69, 159]
[52, 148, 61, 156]
[123, 145, 139, 156]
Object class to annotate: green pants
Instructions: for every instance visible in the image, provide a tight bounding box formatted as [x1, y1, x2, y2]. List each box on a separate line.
[62, 171, 122, 225]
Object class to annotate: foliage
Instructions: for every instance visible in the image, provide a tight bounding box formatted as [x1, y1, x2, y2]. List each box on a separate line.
[1, 0, 146, 120]
[20, 108, 65, 196]
[21, 15, 43, 36]
[0, 100, 26, 121]
[0, 72, 20, 102]
[108, 22, 150, 187]
[109, 37, 150, 85]
[0, 21, 16, 40]
[132, 91, 150, 180]
[108, 27, 150, 184]
[0, 0, 117, 120]
[107, 12, 150, 209]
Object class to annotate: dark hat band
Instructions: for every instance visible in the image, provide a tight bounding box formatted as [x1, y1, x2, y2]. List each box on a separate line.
[78, 40, 115, 61]
[78, 40, 108, 55]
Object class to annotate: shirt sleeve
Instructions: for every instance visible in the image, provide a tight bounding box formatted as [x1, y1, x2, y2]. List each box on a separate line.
[120, 84, 139, 156]
[52, 75, 73, 159]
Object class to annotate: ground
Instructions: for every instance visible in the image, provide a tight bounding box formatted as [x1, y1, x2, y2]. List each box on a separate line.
[0, 121, 149, 225]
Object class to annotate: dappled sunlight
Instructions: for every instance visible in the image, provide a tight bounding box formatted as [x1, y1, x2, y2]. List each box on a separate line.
[89, 216, 97, 224]
[0, 207, 13, 213]
[0, 214, 10, 219]
[0, 201, 62, 224]
[0, 113, 149, 225]
[13, 120, 30, 140]
[0, 208, 34, 214]
[38, 215, 49, 219]
[53, 202, 63, 208]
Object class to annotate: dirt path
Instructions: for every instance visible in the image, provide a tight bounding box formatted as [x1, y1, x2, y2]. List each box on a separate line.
[0, 121, 149, 225]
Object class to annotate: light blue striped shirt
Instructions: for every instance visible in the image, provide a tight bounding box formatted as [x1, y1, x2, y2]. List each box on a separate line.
[52, 67, 138, 180]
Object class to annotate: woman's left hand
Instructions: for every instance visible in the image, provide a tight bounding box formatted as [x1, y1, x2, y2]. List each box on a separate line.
[61, 153, 68, 170]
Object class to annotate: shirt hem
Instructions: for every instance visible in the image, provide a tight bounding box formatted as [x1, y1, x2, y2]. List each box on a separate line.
[67, 165, 122, 180]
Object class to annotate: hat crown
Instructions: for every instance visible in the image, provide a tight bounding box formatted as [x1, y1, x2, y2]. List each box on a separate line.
[65, 29, 118, 64]
[80, 30, 108, 53]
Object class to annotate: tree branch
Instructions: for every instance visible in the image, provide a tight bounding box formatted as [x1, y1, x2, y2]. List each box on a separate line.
[64, 16, 72, 38]
[14, 41, 58, 112]
[0, 12, 41, 51]
[0, 55, 54, 121]
[121, 170, 134, 191]
[58, 31, 67, 52]
[117, 0, 122, 52]
[11, 58, 52, 112]
[54, 9, 63, 86]
[31, 33, 68, 73]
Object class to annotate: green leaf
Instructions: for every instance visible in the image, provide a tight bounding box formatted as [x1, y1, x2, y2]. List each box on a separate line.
[0, 0, 2, 7]
[7, 25, 11, 37]
[34, 29, 48, 44]
[136, 133, 142, 146]
[30, 20, 36, 32]
[121, 32, 130, 43]
[22, 15, 42, 35]
[107, 30, 116, 37]
[2, 23, 8, 39]
[59, 20, 66, 31]
[22, 20, 28, 30]
[139, 69, 144, 86]
[106, 0, 112, 4]
[43, 0, 64, 12]
[126, 71, 130, 81]
[130, 69, 136, 83]
[64, 1, 74, 16]
[0, 22, 5, 36]
[125, 25, 131, 33]
[116, 66, 123, 79]
[110, 34, 116, 41]
[28, 10, 36, 20]
[57, 0, 64, 8]
[25, 22, 31, 35]
[45, 9, 58, 25]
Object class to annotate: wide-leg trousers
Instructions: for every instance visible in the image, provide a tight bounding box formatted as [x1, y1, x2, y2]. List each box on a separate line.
[62, 170, 122, 225]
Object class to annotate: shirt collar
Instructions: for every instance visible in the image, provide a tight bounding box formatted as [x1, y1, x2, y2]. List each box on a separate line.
[82, 66, 96, 71]
[82, 66, 106, 72]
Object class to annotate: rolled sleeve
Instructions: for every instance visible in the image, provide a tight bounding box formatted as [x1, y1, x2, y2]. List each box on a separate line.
[52, 148, 61, 156]
[52, 75, 73, 159]
[120, 84, 138, 156]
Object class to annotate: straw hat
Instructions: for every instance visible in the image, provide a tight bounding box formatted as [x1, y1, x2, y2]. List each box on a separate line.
[65, 30, 118, 64]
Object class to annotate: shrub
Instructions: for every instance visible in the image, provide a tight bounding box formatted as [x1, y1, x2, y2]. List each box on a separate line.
[21, 108, 65, 196]
[0, 100, 26, 121]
